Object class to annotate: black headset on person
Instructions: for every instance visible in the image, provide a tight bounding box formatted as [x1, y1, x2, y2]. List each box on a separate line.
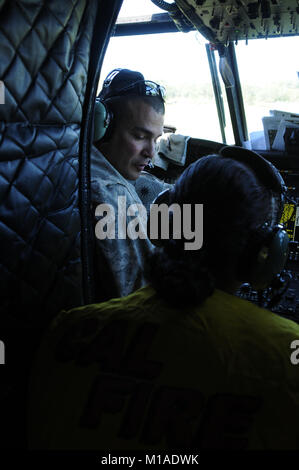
[93, 68, 166, 143]
[150, 146, 290, 290]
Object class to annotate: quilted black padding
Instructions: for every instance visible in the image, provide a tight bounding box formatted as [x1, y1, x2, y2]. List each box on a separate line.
[0, 0, 124, 449]
[0, 0, 97, 326]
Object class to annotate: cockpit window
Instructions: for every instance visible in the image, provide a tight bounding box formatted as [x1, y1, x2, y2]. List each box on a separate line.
[99, 0, 236, 144]
[235, 36, 299, 150]
[100, 29, 235, 142]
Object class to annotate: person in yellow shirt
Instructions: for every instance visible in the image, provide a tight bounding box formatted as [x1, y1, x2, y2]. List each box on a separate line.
[28, 146, 299, 450]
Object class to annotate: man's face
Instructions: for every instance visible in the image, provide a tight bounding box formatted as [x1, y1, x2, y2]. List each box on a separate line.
[101, 98, 164, 180]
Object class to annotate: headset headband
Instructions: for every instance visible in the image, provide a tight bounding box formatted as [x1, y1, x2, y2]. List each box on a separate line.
[98, 68, 165, 102]
[219, 145, 287, 195]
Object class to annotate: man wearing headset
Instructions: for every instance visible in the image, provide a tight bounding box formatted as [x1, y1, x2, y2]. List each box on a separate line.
[91, 68, 170, 301]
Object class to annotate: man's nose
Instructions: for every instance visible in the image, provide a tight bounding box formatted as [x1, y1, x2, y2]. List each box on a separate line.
[144, 140, 156, 159]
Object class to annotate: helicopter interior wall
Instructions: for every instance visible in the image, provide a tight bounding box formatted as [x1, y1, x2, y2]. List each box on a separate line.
[0, 0, 123, 448]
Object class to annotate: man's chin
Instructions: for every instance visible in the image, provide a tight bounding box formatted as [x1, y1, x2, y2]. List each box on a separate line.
[127, 167, 142, 180]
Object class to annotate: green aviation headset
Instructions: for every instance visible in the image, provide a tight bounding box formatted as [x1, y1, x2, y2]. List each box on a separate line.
[151, 146, 289, 290]
[94, 98, 113, 142]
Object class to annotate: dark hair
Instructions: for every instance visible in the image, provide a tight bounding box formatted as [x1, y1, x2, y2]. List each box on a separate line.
[146, 154, 277, 307]
[106, 94, 165, 122]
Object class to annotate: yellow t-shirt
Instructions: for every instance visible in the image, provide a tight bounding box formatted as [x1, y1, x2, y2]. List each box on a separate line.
[28, 285, 299, 450]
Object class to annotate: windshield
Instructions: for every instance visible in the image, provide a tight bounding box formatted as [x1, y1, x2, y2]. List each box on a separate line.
[100, 0, 299, 148]
[100, 30, 232, 142]
[235, 36, 299, 150]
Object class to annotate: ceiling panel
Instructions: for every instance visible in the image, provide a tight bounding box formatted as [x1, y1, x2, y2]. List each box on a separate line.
[174, 0, 299, 43]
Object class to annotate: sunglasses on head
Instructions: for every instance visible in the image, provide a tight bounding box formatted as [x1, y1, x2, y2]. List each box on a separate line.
[115, 80, 166, 101]
[103, 69, 166, 101]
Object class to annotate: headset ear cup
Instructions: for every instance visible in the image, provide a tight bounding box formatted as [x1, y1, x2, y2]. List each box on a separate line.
[94, 100, 113, 142]
[241, 226, 289, 290]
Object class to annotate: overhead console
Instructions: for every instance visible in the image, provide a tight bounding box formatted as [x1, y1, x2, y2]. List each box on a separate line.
[173, 0, 299, 44]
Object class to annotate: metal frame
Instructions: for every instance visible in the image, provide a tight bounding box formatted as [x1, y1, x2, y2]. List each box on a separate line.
[205, 43, 227, 144]
[218, 42, 249, 146]
[80, 0, 124, 304]
[114, 13, 190, 36]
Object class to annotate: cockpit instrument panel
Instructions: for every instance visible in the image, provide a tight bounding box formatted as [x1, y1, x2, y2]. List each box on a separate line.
[174, 0, 299, 43]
